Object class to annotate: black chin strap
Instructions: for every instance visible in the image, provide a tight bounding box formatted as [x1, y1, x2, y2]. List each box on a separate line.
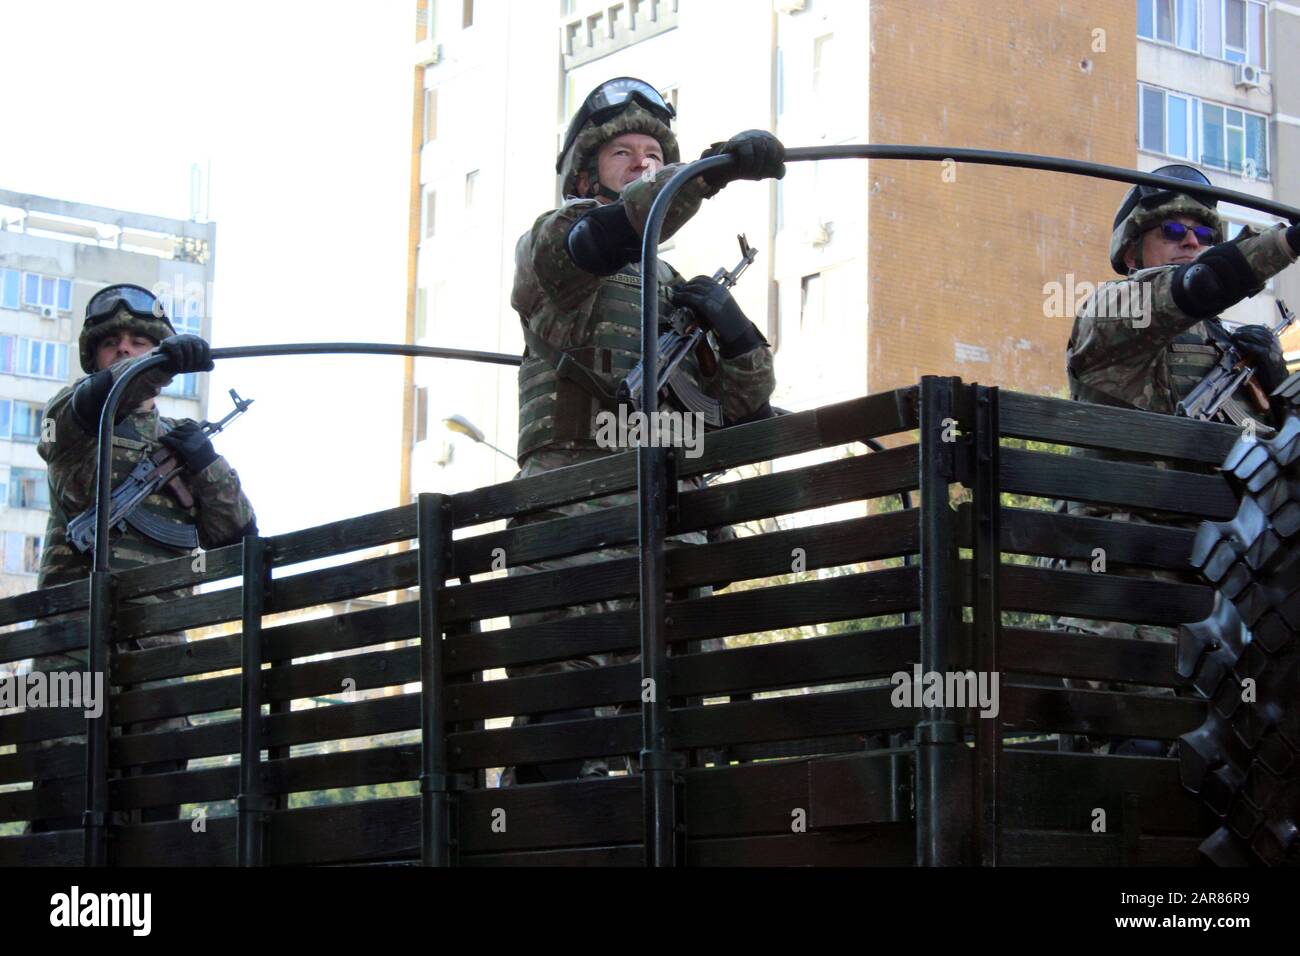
[592, 181, 621, 202]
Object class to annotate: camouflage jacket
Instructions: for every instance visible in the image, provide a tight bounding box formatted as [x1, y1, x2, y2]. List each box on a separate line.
[1063, 223, 1296, 525]
[1068, 224, 1296, 419]
[37, 355, 256, 588]
[511, 161, 776, 478]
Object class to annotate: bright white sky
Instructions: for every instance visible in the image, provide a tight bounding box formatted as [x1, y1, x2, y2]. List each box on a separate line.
[0, 0, 414, 540]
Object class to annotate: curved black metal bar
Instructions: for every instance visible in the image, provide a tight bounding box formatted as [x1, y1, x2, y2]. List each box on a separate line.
[785, 145, 1300, 222]
[93, 342, 522, 573]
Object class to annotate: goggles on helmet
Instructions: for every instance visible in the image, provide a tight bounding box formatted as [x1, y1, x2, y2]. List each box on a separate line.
[1132, 164, 1218, 211]
[84, 283, 174, 329]
[556, 77, 675, 173]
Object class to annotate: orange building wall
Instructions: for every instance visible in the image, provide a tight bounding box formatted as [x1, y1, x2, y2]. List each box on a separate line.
[868, 0, 1136, 397]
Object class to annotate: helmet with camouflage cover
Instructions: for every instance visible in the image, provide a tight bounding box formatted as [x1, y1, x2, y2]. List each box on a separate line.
[78, 284, 176, 373]
[556, 77, 680, 200]
[1110, 163, 1224, 275]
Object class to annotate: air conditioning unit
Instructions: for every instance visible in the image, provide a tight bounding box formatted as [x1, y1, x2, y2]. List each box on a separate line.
[1235, 63, 1262, 89]
[39, 305, 55, 319]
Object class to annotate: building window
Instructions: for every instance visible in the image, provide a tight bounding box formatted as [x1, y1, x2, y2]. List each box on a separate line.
[1138, 0, 1266, 66]
[462, 0, 474, 28]
[812, 33, 833, 99]
[425, 191, 437, 238]
[9, 467, 49, 510]
[0, 465, 8, 505]
[0, 400, 11, 439]
[1202, 102, 1267, 176]
[3, 532, 42, 575]
[0, 336, 70, 380]
[1, 269, 20, 310]
[19, 272, 72, 313]
[12, 402, 44, 443]
[424, 89, 438, 143]
[800, 274, 823, 331]
[1201, 0, 1267, 67]
[1137, 0, 1175, 43]
[1139, 84, 1268, 178]
[160, 296, 202, 398]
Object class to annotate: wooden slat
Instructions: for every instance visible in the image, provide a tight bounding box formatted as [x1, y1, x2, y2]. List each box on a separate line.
[1001, 447, 1237, 519]
[114, 542, 243, 601]
[999, 390, 1239, 465]
[995, 563, 1214, 625]
[450, 446, 919, 581]
[445, 627, 915, 724]
[994, 506, 1199, 571]
[0, 579, 86, 628]
[451, 389, 918, 526]
[444, 566, 918, 676]
[0, 616, 87, 667]
[442, 505, 917, 626]
[268, 504, 414, 568]
[999, 750, 1208, 833]
[1000, 626, 1183, 688]
[999, 683, 1205, 739]
[114, 601, 419, 685]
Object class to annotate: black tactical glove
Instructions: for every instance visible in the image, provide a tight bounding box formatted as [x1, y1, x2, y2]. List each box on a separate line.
[1287, 222, 1300, 257]
[670, 277, 766, 359]
[160, 421, 218, 474]
[1231, 324, 1290, 395]
[158, 334, 214, 375]
[69, 369, 115, 431]
[700, 130, 786, 190]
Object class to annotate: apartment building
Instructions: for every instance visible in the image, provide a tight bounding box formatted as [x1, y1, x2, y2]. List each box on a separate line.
[0, 190, 216, 598]
[401, 0, 1298, 505]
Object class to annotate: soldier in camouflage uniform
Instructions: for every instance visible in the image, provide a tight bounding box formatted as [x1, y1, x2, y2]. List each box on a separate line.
[25, 283, 255, 830]
[502, 78, 781, 784]
[1058, 164, 1299, 754]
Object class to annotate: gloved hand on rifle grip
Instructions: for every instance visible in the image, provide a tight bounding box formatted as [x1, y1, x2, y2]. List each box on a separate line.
[160, 420, 218, 475]
[158, 334, 215, 376]
[669, 277, 766, 359]
[1231, 324, 1289, 396]
[700, 130, 786, 190]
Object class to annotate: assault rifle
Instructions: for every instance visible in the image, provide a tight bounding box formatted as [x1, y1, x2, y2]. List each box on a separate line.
[67, 389, 254, 554]
[1176, 299, 1296, 423]
[619, 234, 759, 428]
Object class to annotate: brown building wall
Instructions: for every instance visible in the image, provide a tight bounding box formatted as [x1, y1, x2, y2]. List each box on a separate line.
[868, 0, 1136, 398]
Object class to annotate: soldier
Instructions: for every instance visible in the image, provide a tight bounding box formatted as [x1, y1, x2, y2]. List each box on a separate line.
[25, 283, 256, 831]
[502, 77, 782, 784]
[1059, 164, 1299, 754]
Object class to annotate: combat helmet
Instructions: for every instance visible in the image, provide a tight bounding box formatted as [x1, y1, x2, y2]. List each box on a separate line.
[556, 77, 679, 200]
[1110, 163, 1224, 274]
[78, 284, 176, 373]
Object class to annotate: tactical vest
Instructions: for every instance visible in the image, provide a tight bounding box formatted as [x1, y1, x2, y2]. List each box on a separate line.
[518, 262, 710, 463]
[1069, 319, 1270, 474]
